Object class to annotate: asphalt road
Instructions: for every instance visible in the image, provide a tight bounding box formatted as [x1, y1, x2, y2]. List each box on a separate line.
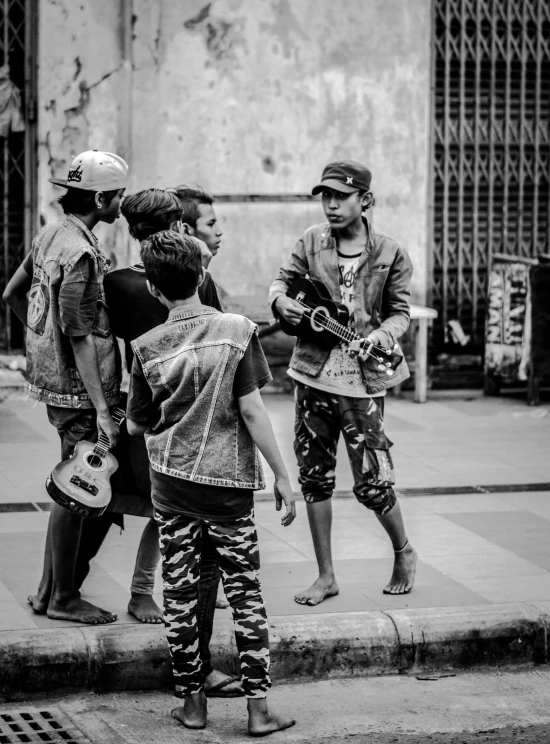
[288, 728, 550, 744]
[2, 668, 550, 744]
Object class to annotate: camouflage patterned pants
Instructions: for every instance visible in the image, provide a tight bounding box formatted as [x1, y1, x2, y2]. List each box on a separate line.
[156, 508, 271, 699]
[294, 382, 397, 514]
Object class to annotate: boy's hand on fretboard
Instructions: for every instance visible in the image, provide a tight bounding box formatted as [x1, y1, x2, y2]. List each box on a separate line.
[365, 330, 387, 348]
[349, 338, 370, 362]
[97, 411, 120, 448]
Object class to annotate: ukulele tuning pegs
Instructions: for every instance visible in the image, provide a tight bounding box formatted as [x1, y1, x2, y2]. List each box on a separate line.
[377, 363, 386, 372]
[386, 368, 395, 376]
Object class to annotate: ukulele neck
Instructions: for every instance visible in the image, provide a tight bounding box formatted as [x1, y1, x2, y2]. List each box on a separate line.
[298, 301, 361, 345]
[91, 407, 125, 459]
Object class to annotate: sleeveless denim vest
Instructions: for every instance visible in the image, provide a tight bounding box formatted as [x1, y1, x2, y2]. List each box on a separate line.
[131, 307, 265, 489]
[25, 215, 121, 408]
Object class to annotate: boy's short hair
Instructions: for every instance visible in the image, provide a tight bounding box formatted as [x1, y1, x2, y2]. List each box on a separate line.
[122, 189, 182, 241]
[58, 187, 119, 215]
[140, 230, 203, 301]
[167, 185, 214, 229]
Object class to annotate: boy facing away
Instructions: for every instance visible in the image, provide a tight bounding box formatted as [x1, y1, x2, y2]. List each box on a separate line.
[104, 188, 243, 697]
[126, 231, 296, 735]
[2, 150, 127, 623]
[72, 188, 222, 622]
[269, 160, 417, 606]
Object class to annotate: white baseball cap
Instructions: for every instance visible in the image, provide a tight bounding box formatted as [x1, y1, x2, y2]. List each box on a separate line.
[49, 150, 129, 191]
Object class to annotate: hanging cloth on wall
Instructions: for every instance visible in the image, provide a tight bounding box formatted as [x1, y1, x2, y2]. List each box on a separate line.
[0, 64, 25, 138]
[484, 256, 533, 383]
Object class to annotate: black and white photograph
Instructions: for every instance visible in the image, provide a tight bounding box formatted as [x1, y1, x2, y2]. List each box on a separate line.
[0, 1, 550, 742]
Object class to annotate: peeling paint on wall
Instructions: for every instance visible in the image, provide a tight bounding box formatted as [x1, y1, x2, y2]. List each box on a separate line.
[183, 2, 248, 69]
[38, 0, 130, 261]
[38, 0, 431, 300]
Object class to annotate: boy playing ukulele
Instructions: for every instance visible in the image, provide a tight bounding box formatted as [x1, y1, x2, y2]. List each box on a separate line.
[269, 160, 417, 606]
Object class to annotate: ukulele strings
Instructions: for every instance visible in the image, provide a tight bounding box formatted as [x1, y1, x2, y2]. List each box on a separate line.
[296, 299, 386, 364]
[93, 435, 110, 458]
[296, 300, 356, 341]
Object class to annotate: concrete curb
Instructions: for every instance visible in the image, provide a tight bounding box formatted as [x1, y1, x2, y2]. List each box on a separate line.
[1, 602, 549, 695]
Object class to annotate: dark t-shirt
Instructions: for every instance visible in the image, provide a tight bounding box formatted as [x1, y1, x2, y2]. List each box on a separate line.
[104, 263, 222, 370]
[128, 332, 272, 521]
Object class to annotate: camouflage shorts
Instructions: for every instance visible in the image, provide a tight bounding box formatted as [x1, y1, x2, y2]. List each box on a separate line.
[156, 508, 271, 699]
[294, 383, 397, 515]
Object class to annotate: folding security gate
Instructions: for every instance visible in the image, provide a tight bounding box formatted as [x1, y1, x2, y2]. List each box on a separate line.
[0, 0, 37, 351]
[432, 0, 550, 351]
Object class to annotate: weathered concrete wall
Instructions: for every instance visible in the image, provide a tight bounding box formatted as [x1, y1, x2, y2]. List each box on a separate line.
[37, 0, 131, 264]
[38, 0, 431, 298]
[130, 0, 432, 301]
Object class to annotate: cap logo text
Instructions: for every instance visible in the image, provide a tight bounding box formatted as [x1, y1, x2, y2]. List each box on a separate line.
[67, 166, 83, 183]
[346, 177, 353, 184]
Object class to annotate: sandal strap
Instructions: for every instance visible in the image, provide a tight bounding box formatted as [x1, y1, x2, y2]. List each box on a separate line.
[204, 674, 240, 694]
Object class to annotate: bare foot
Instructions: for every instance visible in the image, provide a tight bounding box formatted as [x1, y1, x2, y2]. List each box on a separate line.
[27, 579, 51, 615]
[47, 596, 117, 624]
[383, 542, 418, 595]
[248, 698, 295, 737]
[294, 576, 339, 606]
[171, 691, 207, 730]
[128, 593, 163, 623]
[28, 594, 48, 615]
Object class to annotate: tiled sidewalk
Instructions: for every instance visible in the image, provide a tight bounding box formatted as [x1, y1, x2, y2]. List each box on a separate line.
[1, 391, 550, 633]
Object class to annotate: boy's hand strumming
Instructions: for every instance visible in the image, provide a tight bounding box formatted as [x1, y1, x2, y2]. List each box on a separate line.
[274, 477, 296, 526]
[274, 296, 304, 326]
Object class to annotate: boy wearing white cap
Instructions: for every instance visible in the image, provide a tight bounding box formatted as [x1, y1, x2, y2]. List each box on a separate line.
[3, 150, 128, 624]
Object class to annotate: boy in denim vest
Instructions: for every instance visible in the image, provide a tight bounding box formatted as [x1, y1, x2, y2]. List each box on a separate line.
[127, 231, 296, 735]
[269, 160, 417, 606]
[104, 188, 243, 697]
[2, 151, 127, 624]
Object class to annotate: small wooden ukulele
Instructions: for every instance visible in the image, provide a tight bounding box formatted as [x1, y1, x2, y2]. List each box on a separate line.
[278, 277, 403, 376]
[45, 407, 125, 518]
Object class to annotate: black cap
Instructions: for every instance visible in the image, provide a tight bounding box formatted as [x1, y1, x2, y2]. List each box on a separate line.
[312, 160, 372, 195]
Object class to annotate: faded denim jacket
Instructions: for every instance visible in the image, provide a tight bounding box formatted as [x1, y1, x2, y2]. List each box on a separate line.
[25, 214, 121, 408]
[131, 306, 265, 489]
[268, 218, 413, 394]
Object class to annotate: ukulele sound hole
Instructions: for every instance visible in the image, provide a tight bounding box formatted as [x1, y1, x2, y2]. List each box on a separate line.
[84, 452, 106, 471]
[310, 306, 330, 332]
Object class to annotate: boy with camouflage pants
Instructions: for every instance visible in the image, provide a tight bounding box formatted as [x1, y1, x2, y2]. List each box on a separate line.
[270, 160, 417, 607]
[126, 230, 296, 736]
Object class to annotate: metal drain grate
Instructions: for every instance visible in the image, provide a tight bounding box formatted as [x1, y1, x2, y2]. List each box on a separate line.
[0, 709, 90, 744]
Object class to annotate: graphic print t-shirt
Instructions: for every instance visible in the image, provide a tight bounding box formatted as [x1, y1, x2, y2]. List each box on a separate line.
[289, 251, 370, 397]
